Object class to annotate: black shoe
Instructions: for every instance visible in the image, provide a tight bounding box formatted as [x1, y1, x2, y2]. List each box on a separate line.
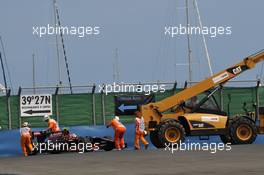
[145, 144, 149, 150]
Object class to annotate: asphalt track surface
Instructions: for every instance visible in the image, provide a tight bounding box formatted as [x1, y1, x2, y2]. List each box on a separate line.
[0, 144, 263, 175]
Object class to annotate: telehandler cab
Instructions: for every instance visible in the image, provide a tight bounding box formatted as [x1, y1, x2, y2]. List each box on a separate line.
[140, 50, 264, 148]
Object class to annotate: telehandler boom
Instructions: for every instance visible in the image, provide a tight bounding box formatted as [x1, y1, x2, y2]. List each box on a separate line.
[140, 50, 264, 148]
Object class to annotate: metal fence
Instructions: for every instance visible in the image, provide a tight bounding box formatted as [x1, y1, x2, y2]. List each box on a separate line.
[0, 80, 263, 130]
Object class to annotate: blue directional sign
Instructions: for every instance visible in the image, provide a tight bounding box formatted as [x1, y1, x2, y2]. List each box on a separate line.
[114, 94, 155, 115]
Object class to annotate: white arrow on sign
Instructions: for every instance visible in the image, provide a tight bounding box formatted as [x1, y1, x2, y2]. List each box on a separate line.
[118, 104, 137, 112]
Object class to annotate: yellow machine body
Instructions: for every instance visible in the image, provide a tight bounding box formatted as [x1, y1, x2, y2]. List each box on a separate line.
[141, 50, 264, 138]
[183, 113, 228, 130]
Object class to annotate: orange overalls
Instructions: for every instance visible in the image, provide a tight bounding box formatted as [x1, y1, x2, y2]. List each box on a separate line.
[110, 119, 126, 150]
[134, 117, 149, 149]
[48, 119, 60, 132]
[20, 127, 33, 156]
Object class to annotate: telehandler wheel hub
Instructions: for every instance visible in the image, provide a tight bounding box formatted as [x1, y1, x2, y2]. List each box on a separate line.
[236, 124, 252, 141]
[165, 127, 180, 143]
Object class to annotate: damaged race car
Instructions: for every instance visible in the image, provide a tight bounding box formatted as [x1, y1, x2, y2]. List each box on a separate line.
[31, 128, 117, 154]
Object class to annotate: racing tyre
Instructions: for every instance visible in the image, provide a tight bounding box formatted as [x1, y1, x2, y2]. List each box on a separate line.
[79, 137, 93, 152]
[48, 141, 62, 154]
[102, 136, 115, 151]
[158, 120, 185, 147]
[229, 117, 257, 144]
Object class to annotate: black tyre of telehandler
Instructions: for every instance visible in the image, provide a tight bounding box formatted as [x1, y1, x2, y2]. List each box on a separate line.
[220, 135, 233, 144]
[229, 117, 257, 144]
[220, 118, 234, 144]
[158, 120, 185, 147]
[150, 130, 164, 148]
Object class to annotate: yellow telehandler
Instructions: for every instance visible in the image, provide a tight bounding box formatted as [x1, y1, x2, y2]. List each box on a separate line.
[140, 50, 264, 148]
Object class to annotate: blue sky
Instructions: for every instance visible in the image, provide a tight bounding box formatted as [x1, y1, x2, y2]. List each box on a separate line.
[0, 0, 263, 91]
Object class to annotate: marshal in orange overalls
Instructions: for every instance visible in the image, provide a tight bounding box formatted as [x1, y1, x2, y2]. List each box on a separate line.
[20, 126, 33, 156]
[108, 117, 126, 150]
[48, 119, 60, 132]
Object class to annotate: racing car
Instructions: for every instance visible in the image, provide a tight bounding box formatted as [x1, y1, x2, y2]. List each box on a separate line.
[30, 128, 117, 154]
